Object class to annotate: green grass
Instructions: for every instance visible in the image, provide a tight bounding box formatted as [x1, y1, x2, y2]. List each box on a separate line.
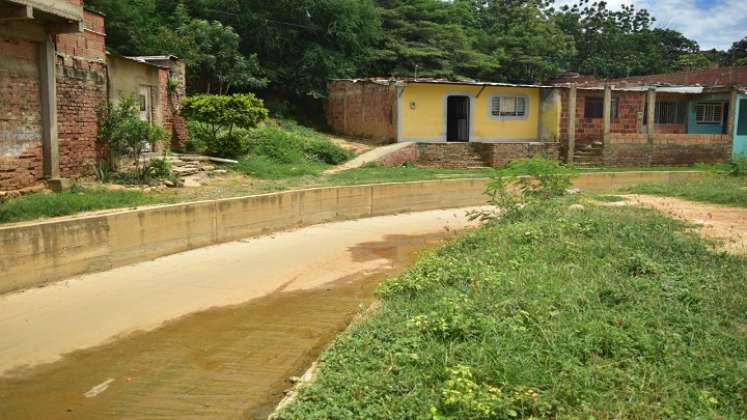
[0, 188, 171, 224]
[234, 156, 330, 179]
[627, 175, 747, 207]
[278, 200, 747, 419]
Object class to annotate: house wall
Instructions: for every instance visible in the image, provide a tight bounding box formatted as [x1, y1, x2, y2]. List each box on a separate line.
[54, 9, 107, 180]
[107, 56, 162, 127]
[399, 83, 541, 142]
[650, 92, 689, 134]
[0, 37, 44, 190]
[559, 89, 644, 144]
[0, 7, 106, 191]
[326, 81, 397, 145]
[733, 94, 747, 156]
[540, 88, 562, 142]
[687, 93, 730, 135]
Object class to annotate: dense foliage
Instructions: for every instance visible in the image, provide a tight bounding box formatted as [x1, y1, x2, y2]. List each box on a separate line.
[87, 1, 744, 100]
[181, 93, 269, 158]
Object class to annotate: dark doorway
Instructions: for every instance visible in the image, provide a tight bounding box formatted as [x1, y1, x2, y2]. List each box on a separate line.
[447, 96, 470, 142]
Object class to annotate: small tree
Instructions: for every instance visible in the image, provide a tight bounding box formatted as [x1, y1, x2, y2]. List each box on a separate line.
[98, 98, 168, 183]
[112, 118, 167, 181]
[181, 93, 269, 158]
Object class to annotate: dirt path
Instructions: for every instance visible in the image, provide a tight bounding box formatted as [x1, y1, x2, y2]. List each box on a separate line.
[624, 195, 747, 255]
[0, 208, 481, 419]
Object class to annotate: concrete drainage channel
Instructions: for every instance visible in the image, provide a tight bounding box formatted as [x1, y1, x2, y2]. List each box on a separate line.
[0, 172, 704, 419]
[0, 171, 703, 294]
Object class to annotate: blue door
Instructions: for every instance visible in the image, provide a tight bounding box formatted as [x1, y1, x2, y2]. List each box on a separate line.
[734, 96, 747, 156]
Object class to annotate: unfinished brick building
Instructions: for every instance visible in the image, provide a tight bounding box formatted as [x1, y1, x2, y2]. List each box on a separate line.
[0, 0, 187, 192]
[557, 84, 746, 166]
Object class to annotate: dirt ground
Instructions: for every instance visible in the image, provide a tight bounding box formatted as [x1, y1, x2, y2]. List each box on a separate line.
[622, 195, 747, 255]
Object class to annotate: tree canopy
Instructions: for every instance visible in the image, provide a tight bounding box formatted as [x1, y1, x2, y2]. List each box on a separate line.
[86, 0, 743, 98]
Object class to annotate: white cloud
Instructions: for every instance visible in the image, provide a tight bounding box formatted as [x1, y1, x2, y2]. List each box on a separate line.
[553, 0, 747, 50]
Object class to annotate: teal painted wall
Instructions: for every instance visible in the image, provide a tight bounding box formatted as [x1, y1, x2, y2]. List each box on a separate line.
[733, 93, 747, 156]
[687, 94, 729, 134]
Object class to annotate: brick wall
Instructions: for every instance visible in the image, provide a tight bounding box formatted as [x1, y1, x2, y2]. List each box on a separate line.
[560, 89, 645, 145]
[158, 68, 189, 151]
[414, 142, 560, 168]
[605, 134, 731, 166]
[55, 10, 107, 179]
[0, 38, 44, 190]
[326, 81, 397, 145]
[0, 8, 107, 191]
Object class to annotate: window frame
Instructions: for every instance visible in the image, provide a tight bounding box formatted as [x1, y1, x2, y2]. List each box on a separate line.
[694, 102, 724, 125]
[488, 94, 529, 121]
[644, 101, 687, 125]
[584, 96, 619, 119]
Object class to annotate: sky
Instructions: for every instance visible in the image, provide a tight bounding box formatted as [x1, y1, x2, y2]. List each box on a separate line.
[553, 0, 747, 50]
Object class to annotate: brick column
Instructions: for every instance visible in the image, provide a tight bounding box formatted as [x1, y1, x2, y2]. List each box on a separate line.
[646, 87, 656, 166]
[567, 84, 577, 164]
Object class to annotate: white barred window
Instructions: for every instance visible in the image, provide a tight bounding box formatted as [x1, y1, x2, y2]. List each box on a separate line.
[695, 103, 723, 124]
[490, 95, 528, 119]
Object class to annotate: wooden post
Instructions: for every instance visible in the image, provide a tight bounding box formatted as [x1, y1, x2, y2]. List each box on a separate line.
[727, 86, 738, 138]
[602, 84, 612, 149]
[39, 37, 59, 180]
[646, 87, 656, 165]
[567, 84, 577, 164]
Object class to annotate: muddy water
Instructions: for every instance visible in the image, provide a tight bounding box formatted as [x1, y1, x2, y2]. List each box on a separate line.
[0, 232, 450, 420]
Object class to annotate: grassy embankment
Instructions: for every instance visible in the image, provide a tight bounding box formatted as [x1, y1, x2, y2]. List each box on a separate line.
[0, 188, 173, 224]
[0, 116, 727, 224]
[278, 199, 747, 419]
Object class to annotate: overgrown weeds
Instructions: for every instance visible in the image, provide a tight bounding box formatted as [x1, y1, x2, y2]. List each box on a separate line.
[469, 156, 575, 222]
[278, 196, 747, 419]
[233, 120, 352, 179]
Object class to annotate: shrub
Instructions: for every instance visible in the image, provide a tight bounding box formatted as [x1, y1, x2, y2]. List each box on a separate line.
[181, 93, 268, 158]
[470, 155, 575, 222]
[185, 121, 210, 154]
[207, 130, 251, 159]
[145, 158, 172, 180]
[246, 126, 306, 163]
[97, 98, 168, 184]
[304, 138, 351, 165]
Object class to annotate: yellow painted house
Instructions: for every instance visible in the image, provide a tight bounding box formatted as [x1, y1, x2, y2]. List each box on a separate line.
[327, 78, 562, 145]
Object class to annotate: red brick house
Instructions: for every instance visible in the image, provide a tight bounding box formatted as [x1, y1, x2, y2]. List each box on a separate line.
[0, 0, 187, 192]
